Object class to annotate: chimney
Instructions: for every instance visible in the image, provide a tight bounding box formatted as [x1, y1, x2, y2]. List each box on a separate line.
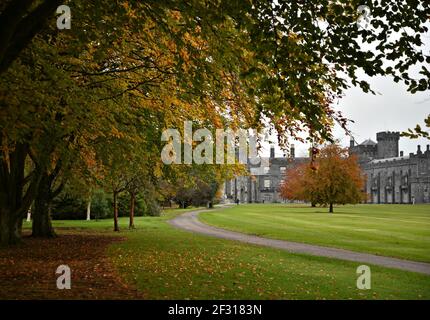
[350, 137, 355, 148]
[290, 144, 295, 159]
[270, 145, 275, 159]
[400, 151, 404, 157]
[417, 145, 422, 155]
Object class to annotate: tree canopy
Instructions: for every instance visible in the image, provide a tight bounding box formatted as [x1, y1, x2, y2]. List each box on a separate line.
[280, 144, 366, 212]
[0, 0, 429, 244]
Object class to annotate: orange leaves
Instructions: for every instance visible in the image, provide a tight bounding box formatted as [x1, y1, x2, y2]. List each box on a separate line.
[121, 1, 138, 19]
[179, 48, 191, 70]
[280, 144, 366, 209]
[183, 30, 206, 51]
[170, 10, 182, 22]
[280, 162, 310, 201]
[0, 232, 141, 299]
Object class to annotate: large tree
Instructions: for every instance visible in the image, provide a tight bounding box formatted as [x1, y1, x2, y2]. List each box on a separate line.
[0, 0, 63, 73]
[281, 144, 366, 212]
[1, 1, 429, 245]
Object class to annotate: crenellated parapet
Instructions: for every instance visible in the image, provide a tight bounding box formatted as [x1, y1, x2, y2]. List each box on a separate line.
[376, 131, 400, 159]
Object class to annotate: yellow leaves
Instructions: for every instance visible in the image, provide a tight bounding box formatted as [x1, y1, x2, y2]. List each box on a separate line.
[152, 164, 163, 179]
[287, 32, 302, 43]
[111, 126, 125, 138]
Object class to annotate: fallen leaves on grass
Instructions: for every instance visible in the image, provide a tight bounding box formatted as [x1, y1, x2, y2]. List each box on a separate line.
[0, 231, 143, 300]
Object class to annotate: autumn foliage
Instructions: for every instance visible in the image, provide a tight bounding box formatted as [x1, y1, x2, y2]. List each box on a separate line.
[280, 144, 366, 212]
[0, 1, 429, 245]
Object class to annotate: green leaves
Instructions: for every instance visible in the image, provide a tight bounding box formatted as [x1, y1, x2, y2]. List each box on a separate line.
[1, 0, 429, 243]
[402, 114, 430, 140]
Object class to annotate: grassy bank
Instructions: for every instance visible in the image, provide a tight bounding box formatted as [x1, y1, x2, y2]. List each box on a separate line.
[200, 204, 430, 262]
[16, 206, 430, 299]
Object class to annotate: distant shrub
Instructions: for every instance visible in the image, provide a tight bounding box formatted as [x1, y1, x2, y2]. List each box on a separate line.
[51, 187, 162, 220]
[51, 193, 86, 220]
[91, 189, 112, 219]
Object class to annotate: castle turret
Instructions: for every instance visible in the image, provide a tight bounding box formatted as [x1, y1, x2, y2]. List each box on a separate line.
[376, 131, 400, 159]
[270, 145, 275, 159]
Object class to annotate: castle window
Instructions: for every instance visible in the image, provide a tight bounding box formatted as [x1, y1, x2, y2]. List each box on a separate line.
[387, 176, 392, 186]
[264, 180, 271, 188]
[280, 167, 286, 174]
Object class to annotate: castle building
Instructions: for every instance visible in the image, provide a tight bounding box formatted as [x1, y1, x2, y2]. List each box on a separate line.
[350, 132, 430, 204]
[224, 144, 308, 203]
[224, 132, 430, 204]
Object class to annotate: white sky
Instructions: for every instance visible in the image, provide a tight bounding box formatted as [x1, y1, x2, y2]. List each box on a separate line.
[264, 22, 430, 158]
[264, 77, 430, 158]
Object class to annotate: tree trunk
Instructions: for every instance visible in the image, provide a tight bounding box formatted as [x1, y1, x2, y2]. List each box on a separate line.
[0, 206, 21, 246]
[129, 192, 135, 229]
[32, 171, 57, 238]
[329, 203, 334, 213]
[16, 215, 23, 236]
[32, 190, 56, 238]
[0, 142, 36, 245]
[311, 202, 316, 207]
[113, 191, 119, 232]
[86, 199, 91, 221]
[0, 0, 64, 74]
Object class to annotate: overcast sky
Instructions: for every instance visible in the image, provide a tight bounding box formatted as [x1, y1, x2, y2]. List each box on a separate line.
[265, 26, 430, 158]
[265, 76, 430, 158]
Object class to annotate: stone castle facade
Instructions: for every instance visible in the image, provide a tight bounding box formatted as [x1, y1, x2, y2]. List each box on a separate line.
[224, 144, 306, 203]
[350, 132, 430, 204]
[224, 132, 430, 204]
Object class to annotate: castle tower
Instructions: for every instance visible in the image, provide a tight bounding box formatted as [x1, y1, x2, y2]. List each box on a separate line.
[376, 131, 400, 159]
[350, 137, 355, 148]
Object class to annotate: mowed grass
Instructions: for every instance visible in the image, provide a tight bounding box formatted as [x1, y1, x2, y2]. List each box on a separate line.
[22, 207, 200, 231]
[199, 204, 430, 263]
[22, 207, 430, 299]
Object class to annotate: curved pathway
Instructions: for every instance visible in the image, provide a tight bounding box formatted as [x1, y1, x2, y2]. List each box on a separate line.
[169, 207, 430, 275]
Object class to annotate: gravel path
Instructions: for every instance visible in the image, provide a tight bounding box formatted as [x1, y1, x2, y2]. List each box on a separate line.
[169, 207, 430, 275]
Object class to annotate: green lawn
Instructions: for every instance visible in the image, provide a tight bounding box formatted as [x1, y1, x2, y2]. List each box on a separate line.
[27, 206, 430, 299]
[199, 204, 430, 263]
